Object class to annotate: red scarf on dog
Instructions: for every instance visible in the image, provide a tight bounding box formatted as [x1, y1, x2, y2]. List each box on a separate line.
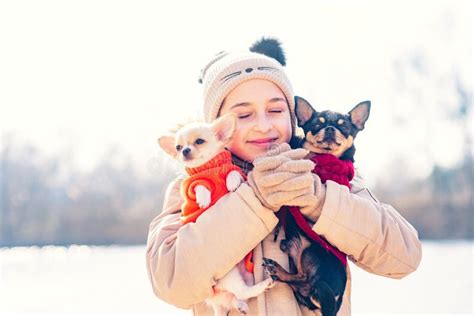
[311, 153, 355, 189]
[278, 153, 355, 267]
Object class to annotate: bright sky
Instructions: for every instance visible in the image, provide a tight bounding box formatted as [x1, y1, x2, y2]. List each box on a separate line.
[1, 0, 472, 185]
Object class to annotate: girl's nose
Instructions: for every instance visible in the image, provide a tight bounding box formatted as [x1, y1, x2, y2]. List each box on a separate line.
[254, 113, 272, 133]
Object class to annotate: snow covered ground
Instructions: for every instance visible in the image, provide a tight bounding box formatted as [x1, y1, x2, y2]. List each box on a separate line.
[1, 241, 472, 315]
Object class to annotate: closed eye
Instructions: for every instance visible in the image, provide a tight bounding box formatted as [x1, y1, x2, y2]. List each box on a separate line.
[269, 106, 285, 113]
[238, 113, 251, 119]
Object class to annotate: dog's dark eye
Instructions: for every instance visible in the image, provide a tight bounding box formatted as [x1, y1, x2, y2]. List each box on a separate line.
[195, 138, 205, 145]
[175, 145, 183, 151]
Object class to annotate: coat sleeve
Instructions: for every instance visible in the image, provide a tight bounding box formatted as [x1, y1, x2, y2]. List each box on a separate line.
[145, 175, 278, 309]
[312, 171, 422, 279]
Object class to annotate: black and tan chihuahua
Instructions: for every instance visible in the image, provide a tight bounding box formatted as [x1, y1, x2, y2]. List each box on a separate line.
[262, 96, 370, 316]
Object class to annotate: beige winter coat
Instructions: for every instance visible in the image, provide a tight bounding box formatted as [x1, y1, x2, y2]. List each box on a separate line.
[146, 171, 422, 315]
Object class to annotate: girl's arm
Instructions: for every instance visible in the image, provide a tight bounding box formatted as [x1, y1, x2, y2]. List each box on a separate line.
[145, 175, 278, 309]
[311, 171, 422, 279]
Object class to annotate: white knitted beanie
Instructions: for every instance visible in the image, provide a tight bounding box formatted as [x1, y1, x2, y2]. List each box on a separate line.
[199, 38, 296, 133]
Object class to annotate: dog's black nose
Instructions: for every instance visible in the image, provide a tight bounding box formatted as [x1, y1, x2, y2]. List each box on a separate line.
[325, 126, 336, 133]
[323, 126, 336, 142]
[182, 148, 191, 156]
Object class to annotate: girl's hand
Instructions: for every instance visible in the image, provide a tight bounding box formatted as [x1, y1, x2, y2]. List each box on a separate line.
[247, 143, 316, 211]
[294, 173, 326, 222]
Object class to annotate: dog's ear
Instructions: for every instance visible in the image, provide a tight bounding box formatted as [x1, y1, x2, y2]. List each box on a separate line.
[349, 101, 371, 130]
[157, 134, 178, 158]
[295, 96, 317, 126]
[211, 113, 236, 143]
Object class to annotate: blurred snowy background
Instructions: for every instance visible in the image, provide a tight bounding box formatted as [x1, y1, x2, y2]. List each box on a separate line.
[1, 0, 472, 314]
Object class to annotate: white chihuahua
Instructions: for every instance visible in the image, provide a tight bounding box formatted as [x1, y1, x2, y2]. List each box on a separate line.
[158, 114, 275, 315]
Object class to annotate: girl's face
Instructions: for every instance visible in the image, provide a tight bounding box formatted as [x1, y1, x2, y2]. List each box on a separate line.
[218, 79, 292, 162]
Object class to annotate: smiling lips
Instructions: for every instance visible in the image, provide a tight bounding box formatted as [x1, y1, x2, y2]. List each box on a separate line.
[247, 137, 278, 147]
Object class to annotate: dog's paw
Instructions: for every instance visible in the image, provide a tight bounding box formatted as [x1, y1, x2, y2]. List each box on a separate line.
[235, 300, 249, 315]
[226, 171, 243, 192]
[196, 194, 210, 208]
[262, 257, 277, 266]
[195, 186, 211, 208]
[262, 257, 280, 281]
[263, 277, 276, 290]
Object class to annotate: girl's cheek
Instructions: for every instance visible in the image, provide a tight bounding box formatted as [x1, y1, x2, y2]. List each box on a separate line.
[237, 123, 251, 145]
[275, 115, 292, 143]
[227, 125, 245, 149]
[226, 123, 254, 159]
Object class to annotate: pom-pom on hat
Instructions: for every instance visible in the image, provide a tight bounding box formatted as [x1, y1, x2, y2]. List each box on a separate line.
[199, 37, 296, 133]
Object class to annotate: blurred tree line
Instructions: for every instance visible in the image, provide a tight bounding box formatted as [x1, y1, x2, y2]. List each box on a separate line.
[1, 139, 472, 247]
[1, 142, 177, 247]
[375, 154, 473, 239]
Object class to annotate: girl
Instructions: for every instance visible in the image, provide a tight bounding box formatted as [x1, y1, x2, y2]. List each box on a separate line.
[146, 38, 422, 315]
